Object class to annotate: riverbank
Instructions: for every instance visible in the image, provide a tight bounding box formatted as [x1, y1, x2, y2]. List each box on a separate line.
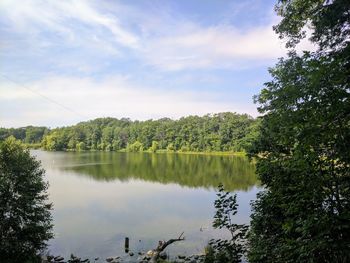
[155, 150, 246, 156]
[27, 145, 246, 156]
[42, 253, 206, 263]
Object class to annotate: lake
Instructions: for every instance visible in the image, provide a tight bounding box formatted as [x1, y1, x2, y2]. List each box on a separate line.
[32, 150, 259, 260]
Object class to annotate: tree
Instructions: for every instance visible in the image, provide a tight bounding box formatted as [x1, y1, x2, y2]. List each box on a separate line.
[0, 137, 53, 262]
[205, 185, 248, 263]
[179, 144, 190, 152]
[274, 0, 350, 51]
[149, 141, 159, 153]
[76, 141, 86, 151]
[41, 131, 66, 151]
[102, 126, 113, 150]
[24, 127, 48, 144]
[126, 141, 143, 152]
[248, 1, 350, 262]
[166, 143, 175, 152]
[1, 112, 259, 153]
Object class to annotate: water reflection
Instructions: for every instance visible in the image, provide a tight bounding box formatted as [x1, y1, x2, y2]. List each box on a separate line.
[45, 152, 257, 191]
[31, 151, 258, 259]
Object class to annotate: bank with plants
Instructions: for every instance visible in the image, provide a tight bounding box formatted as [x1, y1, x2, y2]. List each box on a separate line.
[1, 112, 260, 154]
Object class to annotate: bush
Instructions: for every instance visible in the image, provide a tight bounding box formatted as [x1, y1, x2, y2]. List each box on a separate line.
[76, 141, 86, 151]
[149, 141, 159, 152]
[126, 141, 143, 152]
[166, 143, 175, 152]
[205, 184, 247, 263]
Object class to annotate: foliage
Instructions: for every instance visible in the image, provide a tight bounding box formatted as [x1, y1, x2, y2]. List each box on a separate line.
[76, 141, 86, 151]
[149, 140, 159, 152]
[166, 143, 175, 152]
[248, 1, 350, 262]
[37, 113, 258, 152]
[126, 141, 144, 152]
[1, 113, 259, 153]
[0, 137, 53, 262]
[205, 185, 248, 263]
[0, 126, 48, 144]
[274, 0, 350, 50]
[41, 131, 67, 151]
[179, 144, 190, 152]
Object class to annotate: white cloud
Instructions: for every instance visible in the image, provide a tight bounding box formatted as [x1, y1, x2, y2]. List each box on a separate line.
[0, 0, 138, 51]
[142, 22, 317, 71]
[0, 0, 316, 72]
[0, 76, 258, 127]
[0, 0, 316, 127]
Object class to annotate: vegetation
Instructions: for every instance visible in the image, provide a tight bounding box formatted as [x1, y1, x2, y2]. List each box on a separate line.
[0, 112, 259, 153]
[0, 126, 48, 145]
[41, 113, 258, 152]
[126, 140, 144, 152]
[205, 185, 248, 263]
[2, 0, 348, 261]
[248, 0, 350, 262]
[0, 137, 53, 262]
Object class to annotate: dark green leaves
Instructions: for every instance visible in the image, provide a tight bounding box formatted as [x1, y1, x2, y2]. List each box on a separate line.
[205, 184, 248, 263]
[0, 137, 53, 262]
[248, 1, 350, 262]
[274, 0, 350, 51]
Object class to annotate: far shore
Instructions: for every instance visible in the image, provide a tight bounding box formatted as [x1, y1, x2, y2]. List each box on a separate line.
[27, 145, 246, 156]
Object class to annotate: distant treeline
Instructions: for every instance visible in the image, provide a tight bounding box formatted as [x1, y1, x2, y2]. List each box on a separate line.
[0, 126, 48, 145]
[0, 112, 260, 152]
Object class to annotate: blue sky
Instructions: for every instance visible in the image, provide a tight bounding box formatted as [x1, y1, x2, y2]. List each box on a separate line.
[0, 0, 308, 128]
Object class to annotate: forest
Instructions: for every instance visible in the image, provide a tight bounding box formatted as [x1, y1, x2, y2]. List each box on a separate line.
[0, 126, 48, 145]
[0, 112, 259, 153]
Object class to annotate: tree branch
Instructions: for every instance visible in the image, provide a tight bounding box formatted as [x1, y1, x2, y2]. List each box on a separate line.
[149, 232, 185, 263]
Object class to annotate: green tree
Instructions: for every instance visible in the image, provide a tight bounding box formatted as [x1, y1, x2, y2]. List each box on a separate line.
[0, 127, 47, 145]
[149, 141, 159, 152]
[205, 185, 247, 263]
[102, 126, 114, 150]
[76, 141, 86, 151]
[41, 131, 66, 151]
[248, 1, 350, 262]
[166, 143, 175, 152]
[24, 112, 258, 153]
[24, 127, 48, 144]
[126, 141, 143, 152]
[0, 137, 53, 262]
[179, 144, 190, 152]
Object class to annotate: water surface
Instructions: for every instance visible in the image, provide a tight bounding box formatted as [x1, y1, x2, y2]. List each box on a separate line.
[33, 151, 258, 260]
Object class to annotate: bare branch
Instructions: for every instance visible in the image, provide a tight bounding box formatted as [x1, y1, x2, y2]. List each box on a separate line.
[149, 232, 185, 263]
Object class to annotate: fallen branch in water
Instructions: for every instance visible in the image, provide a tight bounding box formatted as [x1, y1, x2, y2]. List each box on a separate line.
[149, 232, 185, 262]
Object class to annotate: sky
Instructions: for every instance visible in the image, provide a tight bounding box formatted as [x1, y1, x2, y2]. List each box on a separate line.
[0, 0, 311, 128]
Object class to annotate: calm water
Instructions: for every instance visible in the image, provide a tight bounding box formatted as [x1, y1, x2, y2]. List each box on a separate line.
[32, 151, 259, 260]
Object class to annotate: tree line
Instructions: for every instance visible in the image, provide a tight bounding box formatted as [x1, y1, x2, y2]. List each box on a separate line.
[1, 112, 260, 153]
[0, 126, 48, 145]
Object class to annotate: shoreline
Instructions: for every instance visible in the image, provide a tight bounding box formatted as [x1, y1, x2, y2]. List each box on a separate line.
[28, 146, 247, 157]
[24, 144, 247, 156]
